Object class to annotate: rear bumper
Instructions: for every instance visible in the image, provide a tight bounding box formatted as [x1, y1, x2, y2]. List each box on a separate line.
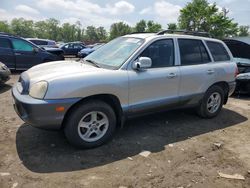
[12, 85, 81, 130]
[228, 81, 236, 96]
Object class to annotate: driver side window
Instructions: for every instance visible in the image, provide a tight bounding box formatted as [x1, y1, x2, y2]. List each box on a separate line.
[11, 39, 33, 51]
[140, 39, 174, 68]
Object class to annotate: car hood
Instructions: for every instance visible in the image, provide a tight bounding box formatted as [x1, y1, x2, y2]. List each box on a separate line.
[24, 60, 106, 85]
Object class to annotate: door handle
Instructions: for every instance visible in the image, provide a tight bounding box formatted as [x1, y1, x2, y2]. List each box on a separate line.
[207, 70, 215, 75]
[167, 73, 177, 79]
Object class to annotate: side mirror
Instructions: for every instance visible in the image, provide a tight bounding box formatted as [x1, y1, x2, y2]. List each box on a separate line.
[132, 57, 152, 70]
[33, 47, 39, 53]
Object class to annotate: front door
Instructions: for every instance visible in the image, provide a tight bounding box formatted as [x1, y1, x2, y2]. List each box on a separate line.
[11, 38, 42, 70]
[0, 37, 15, 69]
[128, 39, 180, 114]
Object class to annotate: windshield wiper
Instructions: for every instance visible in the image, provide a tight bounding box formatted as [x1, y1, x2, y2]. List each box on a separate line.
[85, 59, 101, 68]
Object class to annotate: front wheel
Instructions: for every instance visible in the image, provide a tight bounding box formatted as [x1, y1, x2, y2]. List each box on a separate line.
[64, 100, 116, 149]
[197, 85, 224, 118]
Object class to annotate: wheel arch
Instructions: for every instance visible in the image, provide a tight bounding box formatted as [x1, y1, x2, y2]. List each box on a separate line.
[61, 94, 124, 129]
[207, 81, 229, 104]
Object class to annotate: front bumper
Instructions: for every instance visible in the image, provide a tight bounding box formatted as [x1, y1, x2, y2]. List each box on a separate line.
[236, 79, 250, 94]
[12, 84, 81, 130]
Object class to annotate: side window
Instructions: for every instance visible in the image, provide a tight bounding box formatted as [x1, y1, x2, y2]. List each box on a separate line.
[11, 39, 33, 51]
[206, 41, 230, 62]
[178, 39, 210, 65]
[74, 44, 83, 49]
[0, 38, 12, 49]
[140, 39, 174, 68]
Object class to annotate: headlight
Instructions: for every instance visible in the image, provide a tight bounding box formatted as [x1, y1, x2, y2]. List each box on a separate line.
[29, 81, 48, 99]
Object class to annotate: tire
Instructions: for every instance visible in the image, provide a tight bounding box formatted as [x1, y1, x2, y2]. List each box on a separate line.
[64, 100, 116, 149]
[197, 85, 224, 118]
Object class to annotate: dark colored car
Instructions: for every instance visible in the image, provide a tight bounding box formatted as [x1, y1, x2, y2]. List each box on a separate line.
[224, 38, 250, 94]
[0, 62, 11, 84]
[78, 44, 104, 58]
[27, 38, 65, 60]
[26, 38, 58, 48]
[0, 33, 63, 70]
[60, 42, 86, 56]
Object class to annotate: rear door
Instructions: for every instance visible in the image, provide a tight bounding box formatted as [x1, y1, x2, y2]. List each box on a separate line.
[178, 39, 215, 104]
[205, 41, 233, 82]
[0, 37, 15, 69]
[10, 38, 43, 70]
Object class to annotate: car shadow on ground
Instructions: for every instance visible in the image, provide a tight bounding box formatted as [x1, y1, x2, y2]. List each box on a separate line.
[231, 94, 250, 101]
[16, 108, 247, 173]
[0, 84, 12, 94]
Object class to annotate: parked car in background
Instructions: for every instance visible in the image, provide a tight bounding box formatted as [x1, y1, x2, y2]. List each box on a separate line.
[224, 38, 250, 94]
[12, 32, 237, 148]
[0, 62, 11, 84]
[27, 38, 65, 60]
[78, 43, 104, 58]
[0, 33, 63, 70]
[26, 38, 58, 48]
[60, 42, 86, 57]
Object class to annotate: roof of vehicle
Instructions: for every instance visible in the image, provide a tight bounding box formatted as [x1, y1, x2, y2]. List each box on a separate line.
[26, 38, 55, 42]
[124, 32, 222, 43]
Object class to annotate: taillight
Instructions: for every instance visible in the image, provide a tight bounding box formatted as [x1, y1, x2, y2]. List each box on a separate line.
[235, 67, 239, 78]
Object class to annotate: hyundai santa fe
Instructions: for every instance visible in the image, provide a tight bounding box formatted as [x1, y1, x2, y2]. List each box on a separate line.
[12, 31, 237, 148]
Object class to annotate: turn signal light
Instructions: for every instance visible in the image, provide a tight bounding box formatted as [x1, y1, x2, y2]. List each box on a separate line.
[56, 106, 65, 112]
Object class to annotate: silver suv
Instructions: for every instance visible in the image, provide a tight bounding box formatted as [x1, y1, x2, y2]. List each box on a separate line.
[12, 32, 237, 148]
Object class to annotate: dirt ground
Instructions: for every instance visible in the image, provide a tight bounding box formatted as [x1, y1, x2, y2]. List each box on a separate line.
[0, 74, 250, 188]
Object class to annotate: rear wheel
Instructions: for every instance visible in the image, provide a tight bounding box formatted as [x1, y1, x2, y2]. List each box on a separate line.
[64, 100, 116, 149]
[197, 85, 224, 118]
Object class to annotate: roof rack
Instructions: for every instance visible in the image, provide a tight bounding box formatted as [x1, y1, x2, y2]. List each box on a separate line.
[130, 32, 155, 34]
[157, 30, 211, 37]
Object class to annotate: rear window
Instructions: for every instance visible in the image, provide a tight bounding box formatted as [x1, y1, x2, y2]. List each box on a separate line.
[0, 38, 12, 49]
[206, 41, 230, 62]
[178, 39, 210, 65]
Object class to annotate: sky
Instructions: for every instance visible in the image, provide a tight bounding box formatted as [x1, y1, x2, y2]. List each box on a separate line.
[0, 0, 250, 29]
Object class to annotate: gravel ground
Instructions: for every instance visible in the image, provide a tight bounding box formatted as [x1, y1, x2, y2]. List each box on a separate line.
[0, 74, 250, 188]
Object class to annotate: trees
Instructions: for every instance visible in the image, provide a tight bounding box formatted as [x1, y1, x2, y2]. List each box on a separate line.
[134, 20, 147, 33]
[0, 21, 11, 33]
[178, 0, 238, 38]
[238, 26, 249, 37]
[109, 22, 132, 40]
[145, 21, 162, 32]
[133, 20, 162, 33]
[10, 18, 35, 38]
[167, 23, 178, 30]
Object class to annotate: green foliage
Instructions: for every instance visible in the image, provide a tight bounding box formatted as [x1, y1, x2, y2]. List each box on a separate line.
[134, 20, 147, 33]
[238, 25, 249, 37]
[109, 22, 132, 40]
[167, 23, 178, 30]
[133, 20, 162, 33]
[0, 21, 11, 33]
[146, 21, 162, 32]
[179, 0, 238, 38]
[10, 18, 35, 38]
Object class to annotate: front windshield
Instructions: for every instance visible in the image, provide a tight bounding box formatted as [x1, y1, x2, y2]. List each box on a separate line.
[85, 37, 144, 69]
